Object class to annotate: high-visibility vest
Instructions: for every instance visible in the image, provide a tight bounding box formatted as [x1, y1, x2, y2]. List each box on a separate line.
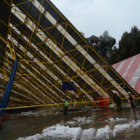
[64, 101, 69, 107]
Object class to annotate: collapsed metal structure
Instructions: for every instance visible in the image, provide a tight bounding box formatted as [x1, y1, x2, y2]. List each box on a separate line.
[0, 0, 139, 108]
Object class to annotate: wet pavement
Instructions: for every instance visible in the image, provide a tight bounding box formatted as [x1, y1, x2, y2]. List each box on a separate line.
[1, 107, 140, 140]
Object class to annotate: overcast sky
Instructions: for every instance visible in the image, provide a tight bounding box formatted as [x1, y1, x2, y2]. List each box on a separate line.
[51, 0, 140, 45]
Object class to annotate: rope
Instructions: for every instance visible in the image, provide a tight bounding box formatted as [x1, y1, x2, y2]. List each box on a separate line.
[0, 99, 114, 111]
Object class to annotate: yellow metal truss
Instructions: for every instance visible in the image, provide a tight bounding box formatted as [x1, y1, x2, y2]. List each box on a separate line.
[0, 0, 139, 110]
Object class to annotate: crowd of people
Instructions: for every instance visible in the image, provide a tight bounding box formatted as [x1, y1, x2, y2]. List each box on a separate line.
[97, 90, 136, 111]
[63, 91, 136, 114]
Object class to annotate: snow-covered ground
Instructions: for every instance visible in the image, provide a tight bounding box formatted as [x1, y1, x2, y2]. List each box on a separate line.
[17, 116, 140, 140]
[18, 109, 60, 117]
[66, 116, 93, 126]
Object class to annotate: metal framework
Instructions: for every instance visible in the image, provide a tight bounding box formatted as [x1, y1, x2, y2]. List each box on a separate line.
[0, 0, 139, 109]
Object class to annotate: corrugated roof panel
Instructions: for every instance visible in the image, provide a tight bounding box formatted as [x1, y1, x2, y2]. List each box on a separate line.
[112, 54, 140, 94]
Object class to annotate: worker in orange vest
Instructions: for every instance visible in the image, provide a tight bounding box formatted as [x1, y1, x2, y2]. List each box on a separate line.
[99, 95, 104, 109]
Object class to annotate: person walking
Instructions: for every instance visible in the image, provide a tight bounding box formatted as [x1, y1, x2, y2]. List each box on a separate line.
[128, 92, 136, 110]
[113, 91, 122, 111]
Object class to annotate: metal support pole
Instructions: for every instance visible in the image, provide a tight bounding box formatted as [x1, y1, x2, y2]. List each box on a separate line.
[0, 60, 18, 115]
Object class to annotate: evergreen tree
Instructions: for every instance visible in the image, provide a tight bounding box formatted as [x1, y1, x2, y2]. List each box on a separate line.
[109, 26, 140, 64]
[99, 31, 116, 62]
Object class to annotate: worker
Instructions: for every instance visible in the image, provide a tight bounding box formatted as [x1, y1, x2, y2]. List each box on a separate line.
[93, 101, 97, 109]
[99, 95, 104, 109]
[113, 91, 122, 111]
[104, 98, 109, 109]
[63, 100, 69, 114]
[128, 92, 136, 110]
